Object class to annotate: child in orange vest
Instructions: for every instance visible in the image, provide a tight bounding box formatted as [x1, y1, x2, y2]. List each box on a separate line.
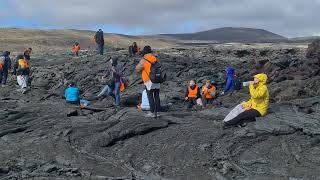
[73, 43, 80, 56]
[202, 80, 216, 107]
[185, 80, 202, 109]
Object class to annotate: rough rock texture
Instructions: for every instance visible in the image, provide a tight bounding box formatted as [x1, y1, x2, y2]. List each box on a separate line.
[1, 44, 320, 179]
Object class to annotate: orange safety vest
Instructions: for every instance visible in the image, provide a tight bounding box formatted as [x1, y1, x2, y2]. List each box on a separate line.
[73, 45, 80, 53]
[18, 59, 29, 69]
[202, 85, 216, 99]
[188, 85, 199, 98]
[142, 54, 157, 82]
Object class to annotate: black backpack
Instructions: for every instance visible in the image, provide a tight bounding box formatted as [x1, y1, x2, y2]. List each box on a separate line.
[146, 60, 166, 83]
[233, 77, 242, 90]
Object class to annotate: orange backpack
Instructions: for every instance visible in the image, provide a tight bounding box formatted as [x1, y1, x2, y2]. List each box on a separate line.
[18, 59, 29, 70]
[0, 57, 5, 70]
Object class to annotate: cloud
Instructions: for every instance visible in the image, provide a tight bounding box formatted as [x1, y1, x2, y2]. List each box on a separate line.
[2, 0, 320, 37]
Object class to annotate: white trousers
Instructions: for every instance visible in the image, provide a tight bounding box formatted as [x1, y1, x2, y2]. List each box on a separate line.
[17, 75, 28, 89]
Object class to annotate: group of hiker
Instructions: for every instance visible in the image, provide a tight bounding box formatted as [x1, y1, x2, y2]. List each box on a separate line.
[0, 27, 269, 129]
[0, 48, 32, 93]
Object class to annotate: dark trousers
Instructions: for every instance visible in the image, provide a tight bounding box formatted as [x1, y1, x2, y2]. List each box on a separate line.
[0, 70, 8, 85]
[97, 44, 104, 55]
[224, 109, 261, 126]
[203, 98, 214, 107]
[187, 98, 197, 109]
[146, 89, 161, 113]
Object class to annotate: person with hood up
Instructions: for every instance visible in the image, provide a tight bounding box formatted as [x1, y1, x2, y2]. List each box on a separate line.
[0, 51, 11, 86]
[222, 67, 235, 95]
[223, 73, 269, 127]
[94, 29, 105, 55]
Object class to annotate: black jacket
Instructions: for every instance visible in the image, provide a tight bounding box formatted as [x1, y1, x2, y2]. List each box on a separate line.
[95, 30, 105, 45]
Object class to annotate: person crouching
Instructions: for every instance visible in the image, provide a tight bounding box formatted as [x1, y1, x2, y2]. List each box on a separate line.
[185, 80, 203, 109]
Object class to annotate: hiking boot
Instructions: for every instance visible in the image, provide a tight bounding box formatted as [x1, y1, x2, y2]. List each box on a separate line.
[145, 112, 156, 118]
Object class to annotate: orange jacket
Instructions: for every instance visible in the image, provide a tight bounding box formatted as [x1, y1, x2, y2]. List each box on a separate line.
[202, 85, 216, 99]
[141, 54, 157, 82]
[73, 45, 80, 53]
[188, 85, 199, 98]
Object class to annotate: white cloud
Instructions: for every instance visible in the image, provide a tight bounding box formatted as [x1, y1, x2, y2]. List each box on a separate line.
[4, 0, 320, 37]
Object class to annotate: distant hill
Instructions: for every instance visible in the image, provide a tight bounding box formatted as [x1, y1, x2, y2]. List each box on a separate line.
[0, 28, 174, 53]
[156, 27, 288, 43]
[289, 36, 320, 43]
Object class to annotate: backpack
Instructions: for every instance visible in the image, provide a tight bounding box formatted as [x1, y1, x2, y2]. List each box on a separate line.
[120, 77, 127, 92]
[146, 60, 166, 83]
[18, 59, 29, 70]
[233, 77, 242, 90]
[0, 57, 5, 70]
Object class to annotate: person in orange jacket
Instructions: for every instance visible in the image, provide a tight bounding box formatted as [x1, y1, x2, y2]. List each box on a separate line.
[202, 80, 216, 107]
[73, 42, 80, 56]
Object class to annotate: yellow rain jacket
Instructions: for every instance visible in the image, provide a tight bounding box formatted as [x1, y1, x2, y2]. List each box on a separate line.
[242, 73, 269, 116]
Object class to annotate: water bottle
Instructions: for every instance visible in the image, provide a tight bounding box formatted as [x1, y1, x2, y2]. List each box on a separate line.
[243, 81, 253, 87]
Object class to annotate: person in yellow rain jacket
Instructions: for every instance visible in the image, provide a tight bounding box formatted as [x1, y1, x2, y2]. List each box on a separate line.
[223, 73, 269, 127]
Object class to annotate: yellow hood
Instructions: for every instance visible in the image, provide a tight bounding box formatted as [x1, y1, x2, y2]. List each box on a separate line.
[254, 73, 268, 86]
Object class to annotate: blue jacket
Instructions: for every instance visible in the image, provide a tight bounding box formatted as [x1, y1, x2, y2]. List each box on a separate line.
[1, 52, 11, 71]
[65, 87, 80, 102]
[224, 67, 235, 93]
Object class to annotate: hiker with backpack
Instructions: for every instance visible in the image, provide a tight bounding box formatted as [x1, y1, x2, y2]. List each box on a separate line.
[94, 29, 105, 55]
[223, 73, 269, 128]
[0, 51, 11, 86]
[97, 57, 123, 110]
[13, 55, 30, 93]
[185, 80, 203, 109]
[135, 46, 165, 118]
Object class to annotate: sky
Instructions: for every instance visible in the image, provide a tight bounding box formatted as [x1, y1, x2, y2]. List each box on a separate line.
[0, 0, 319, 37]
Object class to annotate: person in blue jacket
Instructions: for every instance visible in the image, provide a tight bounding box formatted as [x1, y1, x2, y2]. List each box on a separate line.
[0, 51, 11, 86]
[65, 81, 80, 104]
[223, 67, 235, 94]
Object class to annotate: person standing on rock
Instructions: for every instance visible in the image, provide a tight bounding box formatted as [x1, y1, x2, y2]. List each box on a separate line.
[73, 42, 81, 56]
[94, 29, 105, 55]
[97, 57, 123, 110]
[24, 48, 32, 61]
[185, 80, 203, 109]
[222, 66, 235, 95]
[0, 51, 11, 87]
[223, 73, 269, 128]
[13, 55, 30, 93]
[135, 46, 163, 118]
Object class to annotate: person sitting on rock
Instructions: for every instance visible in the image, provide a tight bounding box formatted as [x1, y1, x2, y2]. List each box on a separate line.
[222, 66, 235, 95]
[13, 55, 30, 94]
[129, 42, 140, 57]
[185, 80, 203, 109]
[65, 81, 80, 104]
[97, 57, 123, 110]
[223, 73, 269, 128]
[202, 80, 216, 107]
[24, 48, 32, 61]
[73, 42, 81, 57]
